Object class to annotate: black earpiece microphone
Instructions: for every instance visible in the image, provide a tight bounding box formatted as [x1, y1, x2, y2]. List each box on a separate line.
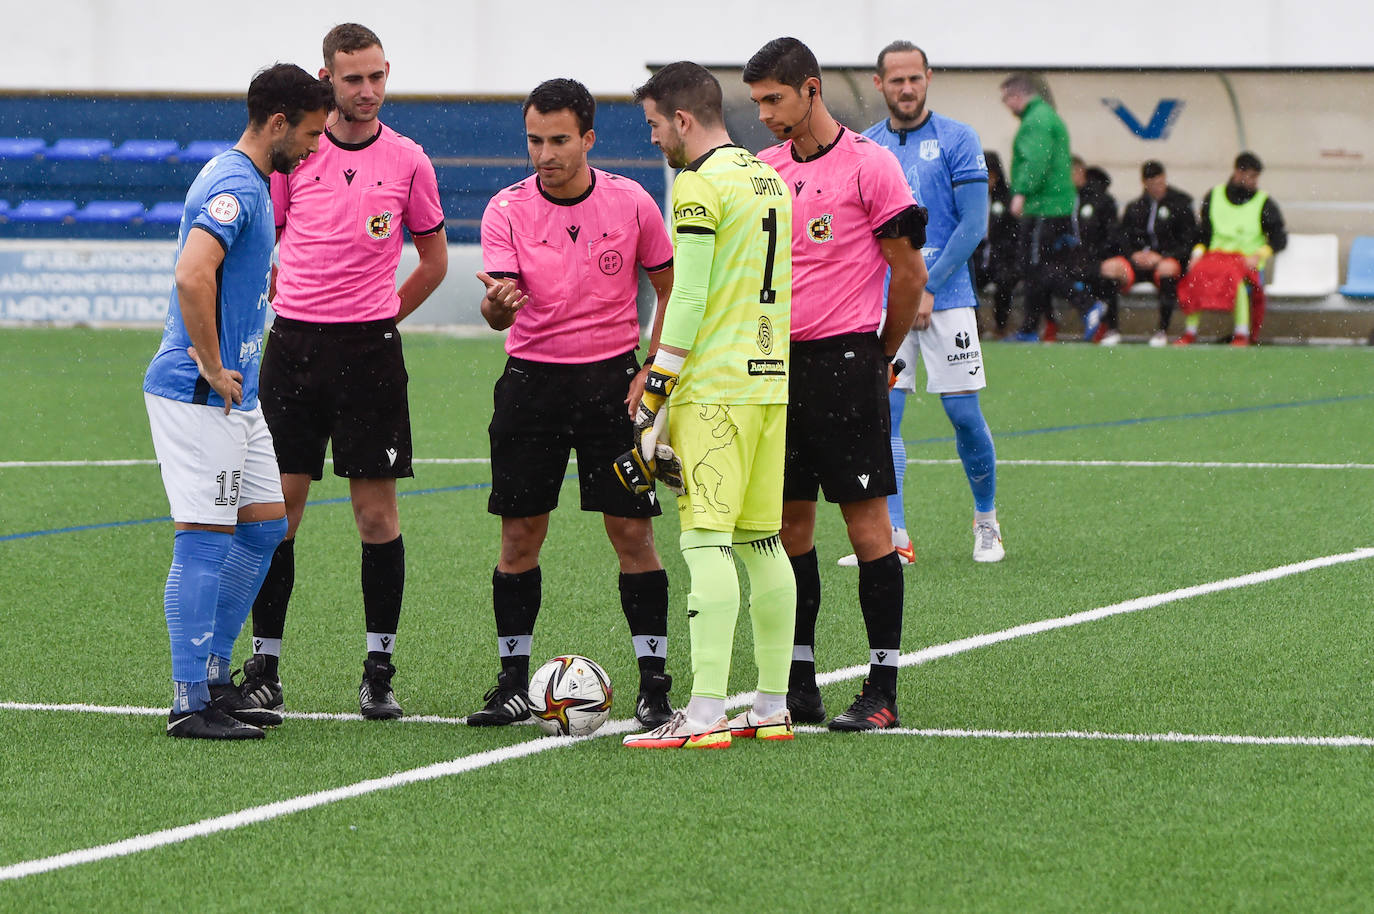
[782, 86, 818, 135]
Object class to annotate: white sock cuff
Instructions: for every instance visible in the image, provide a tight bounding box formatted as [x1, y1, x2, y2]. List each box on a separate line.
[366, 632, 397, 655]
[498, 634, 532, 658]
[252, 637, 282, 657]
[792, 645, 815, 662]
[870, 648, 900, 668]
[632, 634, 666, 660]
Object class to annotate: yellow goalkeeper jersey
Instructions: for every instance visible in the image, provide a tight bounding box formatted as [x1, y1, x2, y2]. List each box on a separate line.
[661, 145, 792, 406]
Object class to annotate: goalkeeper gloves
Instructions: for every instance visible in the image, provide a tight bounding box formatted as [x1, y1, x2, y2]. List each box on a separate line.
[613, 351, 687, 497]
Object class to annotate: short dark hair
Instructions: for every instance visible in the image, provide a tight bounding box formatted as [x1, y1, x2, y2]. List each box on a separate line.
[246, 63, 335, 128]
[1234, 151, 1264, 172]
[1141, 159, 1166, 179]
[633, 62, 724, 128]
[523, 78, 596, 135]
[323, 23, 383, 68]
[875, 40, 929, 75]
[743, 37, 821, 92]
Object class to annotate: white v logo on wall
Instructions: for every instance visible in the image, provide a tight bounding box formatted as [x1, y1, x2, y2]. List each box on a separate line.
[919, 139, 940, 161]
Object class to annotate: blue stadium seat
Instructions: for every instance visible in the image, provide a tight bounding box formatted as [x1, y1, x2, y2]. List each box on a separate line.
[179, 140, 234, 163]
[144, 201, 185, 224]
[112, 139, 179, 162]
[1339, 236, 1374, 298]
[0, 137, 45, 159]
[45, 138, 114, 161]
[10, 200, 78, 222]
[74, 200, 146, 223]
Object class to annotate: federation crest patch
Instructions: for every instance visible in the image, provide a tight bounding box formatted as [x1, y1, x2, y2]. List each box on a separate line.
[807, 213, 834, 243]
[919, 139, 940, 161]
[599, 251, 624, 275]
[366, 211, 394, 240]
[207, 193, 240, 224]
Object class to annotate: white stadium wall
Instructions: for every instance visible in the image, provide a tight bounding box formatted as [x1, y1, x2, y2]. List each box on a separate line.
[8, 0, 1374, 93]
[7, 0, 1374, 330]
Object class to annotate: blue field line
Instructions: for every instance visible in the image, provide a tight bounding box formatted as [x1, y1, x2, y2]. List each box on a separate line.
[905, 393, 1374, 445]
[0, 479, 498, 544]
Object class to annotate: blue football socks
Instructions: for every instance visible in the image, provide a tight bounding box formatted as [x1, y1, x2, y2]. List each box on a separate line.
[887, 389, 908, 531]
[942, 392, 997, 513]
[209, 517, 288, 668]
[165, 529, 232, 711]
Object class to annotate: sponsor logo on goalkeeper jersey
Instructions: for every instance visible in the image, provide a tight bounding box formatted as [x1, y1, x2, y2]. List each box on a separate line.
[366, 211, 394, 240]
[946, 348, 980, 363]
[747, 359, 785, 376]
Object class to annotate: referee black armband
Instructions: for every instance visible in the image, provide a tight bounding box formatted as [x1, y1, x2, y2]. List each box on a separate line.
[875, 204, 928, 249]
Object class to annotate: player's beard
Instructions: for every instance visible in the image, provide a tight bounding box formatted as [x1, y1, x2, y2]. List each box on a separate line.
[663, 138, 689, 170]
[269, 138, 303, 175]
[886, 94, 926, 128]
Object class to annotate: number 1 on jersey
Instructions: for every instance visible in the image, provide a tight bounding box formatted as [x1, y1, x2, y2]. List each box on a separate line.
[760, 208, 778, 304]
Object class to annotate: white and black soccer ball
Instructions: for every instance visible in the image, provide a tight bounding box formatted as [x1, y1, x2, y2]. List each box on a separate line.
[527, 655, 613, 736]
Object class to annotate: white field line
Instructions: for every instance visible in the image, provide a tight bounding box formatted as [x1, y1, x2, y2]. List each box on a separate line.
[3, 458, 1373, 470]
[3, 546, 1372, 883]
[792, 725, 1374, 748]
[746, 546, 1374, 702]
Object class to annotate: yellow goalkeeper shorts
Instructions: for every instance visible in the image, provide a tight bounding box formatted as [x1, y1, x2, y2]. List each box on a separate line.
[668, 402, 785, 534]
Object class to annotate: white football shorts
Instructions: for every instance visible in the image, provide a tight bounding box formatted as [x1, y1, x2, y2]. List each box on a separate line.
[894, 306, 987, 394]
[145, 393, 284, 525]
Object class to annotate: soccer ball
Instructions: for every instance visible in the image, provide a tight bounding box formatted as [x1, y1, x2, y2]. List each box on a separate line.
[527, 655, 613, 737]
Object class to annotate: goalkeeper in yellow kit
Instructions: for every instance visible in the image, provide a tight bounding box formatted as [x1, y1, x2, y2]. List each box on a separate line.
[618, 61, 796, 749]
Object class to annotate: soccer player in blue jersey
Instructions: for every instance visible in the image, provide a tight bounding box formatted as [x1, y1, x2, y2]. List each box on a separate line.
[842, 41, 1004, 565]
[143, 64, 332, 739]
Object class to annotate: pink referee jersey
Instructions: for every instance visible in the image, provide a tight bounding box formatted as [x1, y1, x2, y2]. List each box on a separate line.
[758, 128, 916, 341]
[481, 168, 673, 364]
[271, 124, 445, 323]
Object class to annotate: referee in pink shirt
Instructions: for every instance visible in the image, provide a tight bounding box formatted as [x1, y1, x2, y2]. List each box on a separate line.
[747, 38, 928, 732]
[468, 78, 678, 730]
[241, 23, 449, 721]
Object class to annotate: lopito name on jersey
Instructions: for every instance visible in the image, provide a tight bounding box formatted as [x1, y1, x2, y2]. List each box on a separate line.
[750, 175, 786, 197]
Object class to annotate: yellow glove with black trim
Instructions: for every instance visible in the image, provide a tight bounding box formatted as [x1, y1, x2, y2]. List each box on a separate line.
[613, 352, 686, 496]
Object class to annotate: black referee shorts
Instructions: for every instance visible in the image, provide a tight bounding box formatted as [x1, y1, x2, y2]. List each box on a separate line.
[784, 332, 896, 504]
[487, 351, 661, 519]
[259, 316, 413, 480]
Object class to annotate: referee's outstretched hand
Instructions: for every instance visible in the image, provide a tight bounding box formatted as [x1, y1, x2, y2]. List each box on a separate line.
[477, 271, 529, 331]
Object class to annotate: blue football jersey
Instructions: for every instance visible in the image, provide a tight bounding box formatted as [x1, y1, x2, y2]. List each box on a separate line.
[864, 112, 988, 311]
[143, 150, 273, 409]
